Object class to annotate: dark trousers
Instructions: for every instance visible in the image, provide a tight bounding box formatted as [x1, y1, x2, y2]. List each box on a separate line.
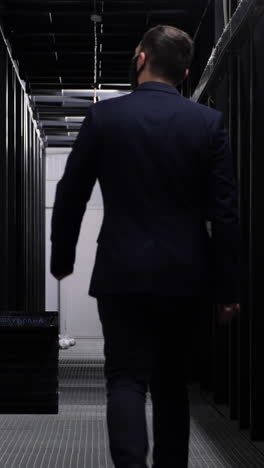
[97, 295, 203, 468]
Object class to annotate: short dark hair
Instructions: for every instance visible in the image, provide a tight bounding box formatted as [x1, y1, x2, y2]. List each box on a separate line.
[139, 25, 194, 85]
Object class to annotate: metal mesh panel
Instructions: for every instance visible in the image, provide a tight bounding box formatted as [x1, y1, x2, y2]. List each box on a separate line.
[0, 340, 263, 467]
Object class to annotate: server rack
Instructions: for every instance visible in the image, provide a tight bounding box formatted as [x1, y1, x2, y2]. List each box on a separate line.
[191, 0, 264, 441]
[0, 29, 58, 413]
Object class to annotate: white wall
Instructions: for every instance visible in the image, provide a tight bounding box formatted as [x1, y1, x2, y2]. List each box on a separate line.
[45, 147, 69, 312]
[45, 147, 103, 338]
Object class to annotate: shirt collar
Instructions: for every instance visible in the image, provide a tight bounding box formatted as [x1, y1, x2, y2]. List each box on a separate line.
[134, 81, 181, 96]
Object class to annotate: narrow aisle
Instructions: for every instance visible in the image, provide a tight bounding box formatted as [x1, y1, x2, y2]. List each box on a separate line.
[0, 340, 263, 468]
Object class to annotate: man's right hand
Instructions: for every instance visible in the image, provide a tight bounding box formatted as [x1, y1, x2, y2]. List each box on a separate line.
[217, 303, 240, 324]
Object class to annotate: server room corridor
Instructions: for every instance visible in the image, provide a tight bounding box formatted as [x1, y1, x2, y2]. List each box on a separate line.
[1, 1, 264, 467]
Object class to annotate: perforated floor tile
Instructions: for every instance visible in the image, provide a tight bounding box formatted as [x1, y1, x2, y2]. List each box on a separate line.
[0, 339, 263, 467]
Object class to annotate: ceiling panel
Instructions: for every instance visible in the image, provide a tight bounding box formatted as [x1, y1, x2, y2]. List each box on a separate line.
[0, 0, 211, 146]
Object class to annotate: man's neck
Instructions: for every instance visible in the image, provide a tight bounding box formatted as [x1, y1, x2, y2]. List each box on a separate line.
[138, 76, 174, 87]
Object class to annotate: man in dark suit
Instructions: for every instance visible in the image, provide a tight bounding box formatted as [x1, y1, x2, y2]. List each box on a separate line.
[51, 25, 240, 468]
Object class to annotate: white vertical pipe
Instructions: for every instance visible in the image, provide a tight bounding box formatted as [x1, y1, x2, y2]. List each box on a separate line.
[223, 0, 229, 26]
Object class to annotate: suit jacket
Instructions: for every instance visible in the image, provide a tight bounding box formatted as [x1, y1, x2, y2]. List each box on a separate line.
[50, 81, 240, 302]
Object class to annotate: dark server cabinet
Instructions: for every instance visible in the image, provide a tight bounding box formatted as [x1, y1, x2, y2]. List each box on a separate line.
[191, 0, 264, 442]
[237, 40, 251, 432]
[0, 31, 57, 414]
[15, 78, 24, 312]
[7, 64, 17, 310]
[0, 45, 9, 311]
[249, 12, 264, 440]
[0, 313, 58, 414]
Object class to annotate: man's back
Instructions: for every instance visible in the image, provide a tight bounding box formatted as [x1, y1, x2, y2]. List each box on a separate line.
[96, 82, 211, 222]
[51, 81, 239, 302]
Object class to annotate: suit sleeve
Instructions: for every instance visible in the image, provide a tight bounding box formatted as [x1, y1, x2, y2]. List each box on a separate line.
[208, 112, 240, 303]
[50, 106, 98, 278]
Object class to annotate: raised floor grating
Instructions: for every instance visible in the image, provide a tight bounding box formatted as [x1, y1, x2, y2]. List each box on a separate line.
[0, 339, 263, 467]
